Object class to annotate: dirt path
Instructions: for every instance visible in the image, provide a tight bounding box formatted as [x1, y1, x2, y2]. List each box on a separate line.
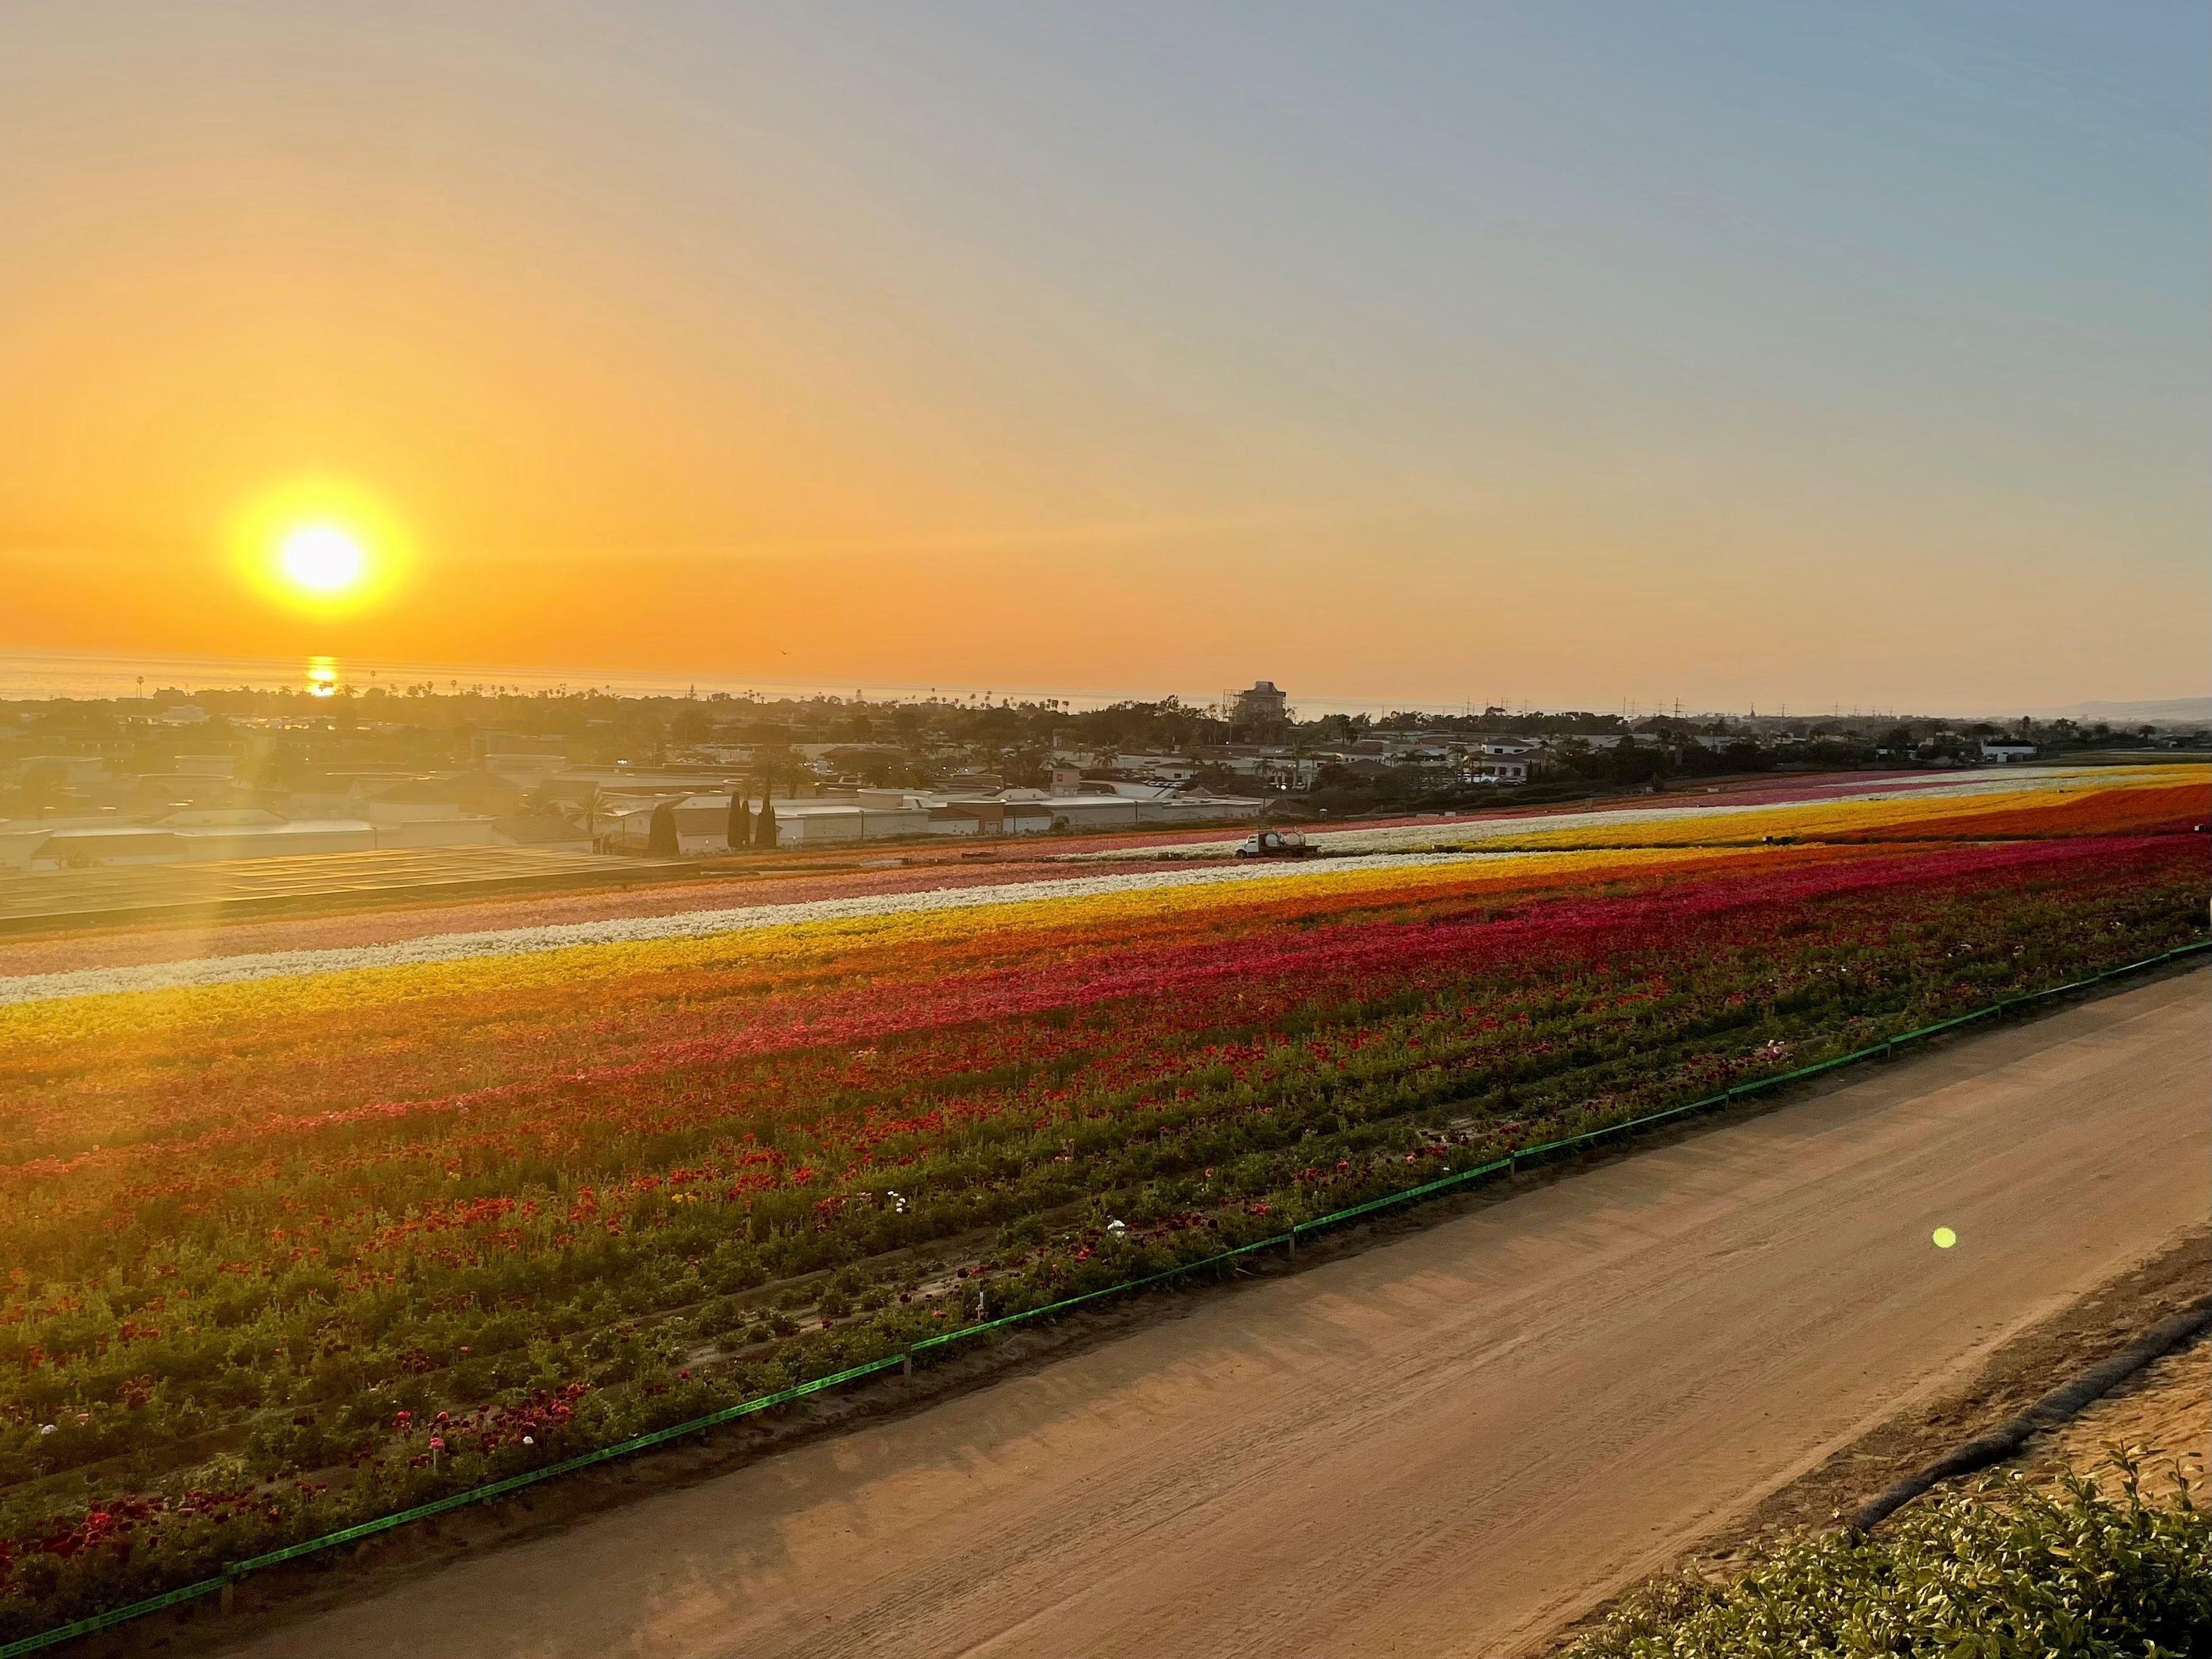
[206, 970, 2209, 1659]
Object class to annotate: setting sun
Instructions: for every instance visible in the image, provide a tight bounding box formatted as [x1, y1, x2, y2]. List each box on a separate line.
[277, 525, 369, 594]
[232, 479, 410, 616]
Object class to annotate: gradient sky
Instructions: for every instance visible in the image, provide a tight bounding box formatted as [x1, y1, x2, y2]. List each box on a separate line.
[3, 2, 2206, 713]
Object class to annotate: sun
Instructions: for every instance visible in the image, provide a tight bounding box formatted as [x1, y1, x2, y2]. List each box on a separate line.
[235, 480, 409, 613]
[277, 524, 369, 594]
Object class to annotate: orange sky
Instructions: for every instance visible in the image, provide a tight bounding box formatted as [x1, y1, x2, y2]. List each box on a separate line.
[4, 5, 2205, 712]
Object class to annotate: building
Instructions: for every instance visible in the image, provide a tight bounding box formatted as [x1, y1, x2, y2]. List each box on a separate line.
[6, 810, 508, 869]
[603, 794, 935, 853]
[605, 794, 745, 854]
[918, 798, 1052, 836]
[360, 771, 525, 824]
[1467, 756, 1535, 785]
[1105, 755, 1199, 785]
[490, 812, 595, 853]
[766, 801, 932, 845]
[860, 784, 1263, 836]
[1040, 796, 1141, 832]
[473, 733, 570, 783]
[1233, 680, 1290, 724]
[1979, 741, 2037, 764]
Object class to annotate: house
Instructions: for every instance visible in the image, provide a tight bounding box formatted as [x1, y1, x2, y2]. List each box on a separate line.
[1233, 681, 1290, 725]
[1467, 756, 1535, 785]
[1105, 753, 1185, 776]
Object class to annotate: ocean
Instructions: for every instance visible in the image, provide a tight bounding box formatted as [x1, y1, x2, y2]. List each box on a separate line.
[0, 649, 1415, 717]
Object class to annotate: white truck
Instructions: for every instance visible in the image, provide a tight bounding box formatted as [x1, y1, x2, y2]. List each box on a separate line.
[1233, 828, 1313, 859]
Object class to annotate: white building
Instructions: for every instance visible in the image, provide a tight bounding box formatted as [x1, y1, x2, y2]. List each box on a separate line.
[768, 801, 932, 844]
[1467, 756, 1535, 784]
[11, 812, 505, 869]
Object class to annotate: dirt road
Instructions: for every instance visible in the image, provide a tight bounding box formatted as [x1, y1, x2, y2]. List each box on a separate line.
[215, 970, 2210, 1659]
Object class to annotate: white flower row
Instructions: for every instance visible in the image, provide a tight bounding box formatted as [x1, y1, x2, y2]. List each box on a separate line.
[0, 850, 1506, 1009]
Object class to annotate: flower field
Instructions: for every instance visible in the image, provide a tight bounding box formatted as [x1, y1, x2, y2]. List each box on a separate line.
[0, 768, 2205, 1637]
[1076, 764, 2208, 859]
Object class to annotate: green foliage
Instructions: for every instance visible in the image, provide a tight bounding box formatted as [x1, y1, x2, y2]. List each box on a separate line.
[1565, 1462, 2212, 1659]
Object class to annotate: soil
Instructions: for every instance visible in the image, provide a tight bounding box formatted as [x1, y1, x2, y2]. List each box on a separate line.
[1626, 1226, 2210, 1580]
[1545, 1232, 2210, 1653]
[2020, 1331, 2209, 1504]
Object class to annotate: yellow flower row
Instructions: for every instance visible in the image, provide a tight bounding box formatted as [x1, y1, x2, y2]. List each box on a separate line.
[1, 844, 1752, 1054]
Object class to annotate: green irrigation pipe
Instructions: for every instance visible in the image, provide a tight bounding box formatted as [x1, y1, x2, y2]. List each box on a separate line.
[4, 936, 2206, 1657]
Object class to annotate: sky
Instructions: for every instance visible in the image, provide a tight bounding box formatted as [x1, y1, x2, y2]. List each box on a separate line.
[2, 1, 2206, 714]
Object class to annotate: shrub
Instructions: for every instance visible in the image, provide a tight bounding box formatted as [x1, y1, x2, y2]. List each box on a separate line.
[1564, 1460, 2212, 1658]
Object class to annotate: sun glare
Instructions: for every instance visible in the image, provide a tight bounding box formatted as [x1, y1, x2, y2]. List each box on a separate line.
[278, 525, 369, 594]
[235, 482, 407, 613]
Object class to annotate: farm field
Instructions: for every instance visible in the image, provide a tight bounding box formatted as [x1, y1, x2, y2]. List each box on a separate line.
[0, 847, 669, 934]
[1072, 763, 2212, 858]
[204, 968, 2212, 1659]
[0, 765, 2205, 1641]
[0, 764, 2068, 980]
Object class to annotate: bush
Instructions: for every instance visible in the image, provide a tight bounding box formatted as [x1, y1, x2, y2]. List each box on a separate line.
[1565, 1460, 2211, 1658]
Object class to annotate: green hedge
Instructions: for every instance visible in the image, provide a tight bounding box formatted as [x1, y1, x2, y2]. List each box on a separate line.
[1563, 1460, 2212, 1658]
